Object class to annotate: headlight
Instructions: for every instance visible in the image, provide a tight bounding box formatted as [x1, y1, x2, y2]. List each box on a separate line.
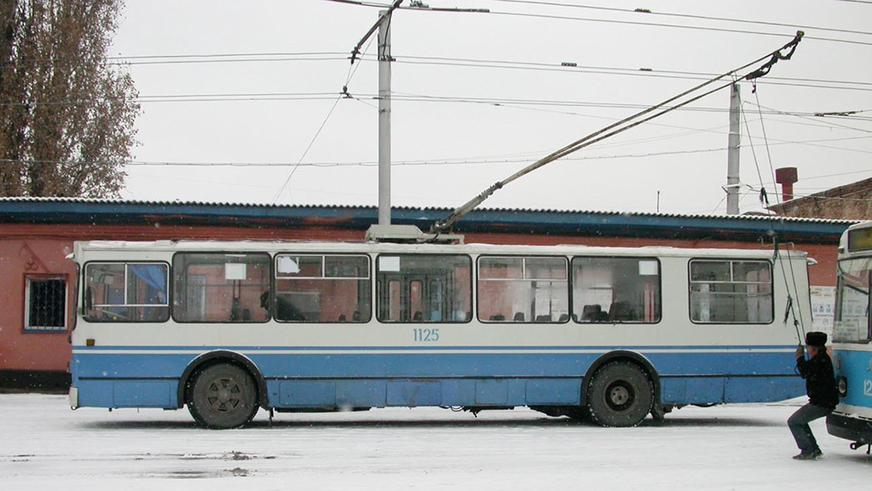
[837, 376, 848, 397]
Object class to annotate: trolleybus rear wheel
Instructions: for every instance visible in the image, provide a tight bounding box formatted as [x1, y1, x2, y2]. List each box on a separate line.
[587, 362, 653, 427]
[187, 363, 258, 429]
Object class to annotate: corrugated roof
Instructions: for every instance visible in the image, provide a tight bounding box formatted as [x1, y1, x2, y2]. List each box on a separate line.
[0, 196, 857, 225]
[0, 196, 858, 244]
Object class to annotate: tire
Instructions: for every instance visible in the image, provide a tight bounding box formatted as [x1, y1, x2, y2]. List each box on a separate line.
[566, 406, 591, 422]
[586, 362, 653, 427]
[187, 363, 259, 429]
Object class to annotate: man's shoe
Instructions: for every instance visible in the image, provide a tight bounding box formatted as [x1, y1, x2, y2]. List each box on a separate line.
[792, 449, 822, 460]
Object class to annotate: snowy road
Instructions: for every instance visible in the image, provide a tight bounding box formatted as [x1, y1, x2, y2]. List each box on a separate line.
[0, 394, 869, 490]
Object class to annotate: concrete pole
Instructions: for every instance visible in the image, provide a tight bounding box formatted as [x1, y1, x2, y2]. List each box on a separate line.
[378, 11, 392, 226]
[726, 83, 741, 215]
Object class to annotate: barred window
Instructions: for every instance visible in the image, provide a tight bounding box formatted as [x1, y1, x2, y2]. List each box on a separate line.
[25, 277, 66, 331]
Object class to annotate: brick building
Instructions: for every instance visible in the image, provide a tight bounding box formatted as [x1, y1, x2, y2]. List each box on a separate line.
[768, 176, 872, 220]
[0, 197, 857, 389]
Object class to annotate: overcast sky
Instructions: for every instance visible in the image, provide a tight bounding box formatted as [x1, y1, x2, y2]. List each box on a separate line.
[110, 0, 872, 215]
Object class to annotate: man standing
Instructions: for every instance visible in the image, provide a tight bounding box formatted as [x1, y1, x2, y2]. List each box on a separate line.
[788, 331, 839, 460]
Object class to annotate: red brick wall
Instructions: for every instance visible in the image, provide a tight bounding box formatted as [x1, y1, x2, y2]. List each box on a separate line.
[0, 238, 78, 372]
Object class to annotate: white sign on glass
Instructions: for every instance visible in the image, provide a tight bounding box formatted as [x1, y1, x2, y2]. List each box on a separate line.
[380, 256, 401, 272]
[276, 256, 300, 275]
[225, 263, 247, 280]
[639, 260, 659, 276]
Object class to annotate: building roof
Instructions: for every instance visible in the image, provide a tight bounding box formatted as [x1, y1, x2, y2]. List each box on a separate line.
[0, 197, 858, 243]
[767, 176, 872, 216]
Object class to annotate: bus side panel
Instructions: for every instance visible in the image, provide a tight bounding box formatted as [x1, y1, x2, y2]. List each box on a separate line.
[661, 377, 725, 405]
[268, 378, 581, 408]
[724, 377, 805, 403]
[834, 349, 872, 415]
[72, 352, 188, 409]
[71, 348, 804, 410]
[75, 379, 177, 408]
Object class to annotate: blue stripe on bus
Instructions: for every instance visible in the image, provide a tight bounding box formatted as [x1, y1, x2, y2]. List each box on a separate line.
[71, 350, 805, 409]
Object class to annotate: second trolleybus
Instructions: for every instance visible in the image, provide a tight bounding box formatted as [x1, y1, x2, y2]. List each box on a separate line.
[827, 222, 872, 451]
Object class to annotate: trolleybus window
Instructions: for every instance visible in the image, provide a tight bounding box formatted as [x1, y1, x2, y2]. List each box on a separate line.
[689, 260, 772, 324]
[172, 253, 270, 323]
[478, 256, 568, 323]
[572, 257, 661, 323]
[833, 257, 871, 343]
[274, 254, 371, 323]
[376, 254, 471, 323]
[84, 263, 169, 322]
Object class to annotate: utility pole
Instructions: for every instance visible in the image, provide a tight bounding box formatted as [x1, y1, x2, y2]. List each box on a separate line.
[726, 83, 741, 215]
[378, 10, 393, 226]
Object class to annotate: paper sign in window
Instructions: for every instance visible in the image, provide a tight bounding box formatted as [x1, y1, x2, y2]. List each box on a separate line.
[380, 256, 401, 272]
[225, 263, 247, 280]
[276, 256, 300, 275]
[639, 260, 659, 276]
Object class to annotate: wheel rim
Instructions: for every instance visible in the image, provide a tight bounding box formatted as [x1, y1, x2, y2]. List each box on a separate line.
[605, 381, 635, 411]
[206, 377, 244, 413]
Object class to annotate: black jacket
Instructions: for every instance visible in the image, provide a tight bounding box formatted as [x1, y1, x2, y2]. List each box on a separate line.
[796, 351, 839, 409]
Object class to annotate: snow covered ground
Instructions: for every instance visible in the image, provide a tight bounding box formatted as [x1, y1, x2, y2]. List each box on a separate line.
[1, 394, 869, 490]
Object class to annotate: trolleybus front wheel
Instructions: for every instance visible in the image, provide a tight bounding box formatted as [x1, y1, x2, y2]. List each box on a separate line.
[587, 362, 653, 427]
[187, 363, 259, 429]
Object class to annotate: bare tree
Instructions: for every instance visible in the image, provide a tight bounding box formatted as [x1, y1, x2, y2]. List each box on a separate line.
[0, 0, 139, 198]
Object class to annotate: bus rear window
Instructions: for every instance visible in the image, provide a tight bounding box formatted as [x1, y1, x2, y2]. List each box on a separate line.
[84, 263, 169, 322]
[172, 253, 270, 323]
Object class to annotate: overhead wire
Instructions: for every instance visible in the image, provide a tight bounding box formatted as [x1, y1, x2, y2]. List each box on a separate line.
[428, 31, 808, 234]
[372, 54, 872, 93]
[270, 3, 386, 203]
[325, 0, 872, 46]
[489, 0, 872, 38]
[6, 135, 869, 169]
[737, 86, 771, 207]
[744, 100, 872, 133]
[31, 48, 863, 95]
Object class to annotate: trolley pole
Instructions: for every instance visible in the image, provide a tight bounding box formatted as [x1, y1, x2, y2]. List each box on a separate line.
[726, 83, 741, 215]
[378, 10, 392, 226]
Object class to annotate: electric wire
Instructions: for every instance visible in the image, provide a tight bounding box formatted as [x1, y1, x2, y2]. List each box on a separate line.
[5, 135, 869, 169]
[328, 0, 872, 47]
[738, 88, 771, 207]
[374, 54, 872, 93]
[429, 33, 807, 233]
[270, 15, 380, 203]
[745, 100, 872, 134]
[27, 48, 863, 95]
[490, 0, 872, 38]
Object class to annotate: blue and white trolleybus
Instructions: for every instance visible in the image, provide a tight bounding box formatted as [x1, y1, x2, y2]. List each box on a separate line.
[69, 237, 813, 428]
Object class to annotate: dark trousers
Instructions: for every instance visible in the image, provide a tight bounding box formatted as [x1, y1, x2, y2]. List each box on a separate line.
[788, 403, 833, 453]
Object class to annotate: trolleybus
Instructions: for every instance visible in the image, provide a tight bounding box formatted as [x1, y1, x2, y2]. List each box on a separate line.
[827, 221, 872, 451]
[69, 238, 812, 428]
